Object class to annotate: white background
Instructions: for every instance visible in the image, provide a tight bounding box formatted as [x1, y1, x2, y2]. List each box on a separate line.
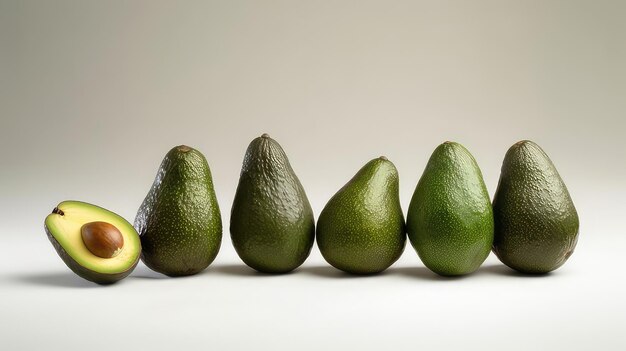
[2, 1, 625, 350]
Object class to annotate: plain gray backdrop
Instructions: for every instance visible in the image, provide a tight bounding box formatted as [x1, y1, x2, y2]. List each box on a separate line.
[1, 1, 625, 350]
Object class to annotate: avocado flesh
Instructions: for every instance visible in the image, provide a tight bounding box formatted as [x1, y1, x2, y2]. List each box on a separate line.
[492, 140, 579, 274]
[44, 201, 141, 284]
[406, 142, 494, 276]
[316, 157, 406, 274]
[230, 134, 315, 273]
[135, 145, 222, 277]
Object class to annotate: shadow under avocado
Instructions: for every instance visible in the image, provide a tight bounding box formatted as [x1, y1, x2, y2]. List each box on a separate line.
[133, 263, 299, 278]
[211, 264, 298, 277]
[130, 265, 169, 280]
[132, 264, 260, 279]
[298, 265, 392, 278]
[388, 263, 551, 280]
[13, 272, 100, 288]
[479, 264, 554, 278]
[388, 266, 469, 281]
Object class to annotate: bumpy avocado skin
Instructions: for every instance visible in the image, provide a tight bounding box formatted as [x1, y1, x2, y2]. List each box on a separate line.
[406, 142, 493, 276]
[316, 157, 406, 274]
[135, 145, 222, 277]
[45, 226, 138, 285]
[493, 140, 579, 274]
[230, 134, 314, 273]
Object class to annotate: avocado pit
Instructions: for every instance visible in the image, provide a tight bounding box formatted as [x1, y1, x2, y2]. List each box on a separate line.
[81, 221, 124, 258]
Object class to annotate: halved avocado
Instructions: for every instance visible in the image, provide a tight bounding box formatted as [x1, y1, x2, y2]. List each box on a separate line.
[44, 201, 141, 285]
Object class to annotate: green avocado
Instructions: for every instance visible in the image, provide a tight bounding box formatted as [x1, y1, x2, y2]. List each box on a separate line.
[493, 140, 579, 274]
[135, 145, 222, 276]
[44, 200, 141, 284]
[406, 142, 493, 276]
[316, 157, 406, 274]
[230, 134, 314, 273]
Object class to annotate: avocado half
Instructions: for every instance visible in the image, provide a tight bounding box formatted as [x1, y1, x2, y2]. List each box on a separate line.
[44, 201, 142, 284]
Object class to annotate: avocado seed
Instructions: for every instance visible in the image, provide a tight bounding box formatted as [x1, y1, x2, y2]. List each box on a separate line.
[81, 221, 124, 258]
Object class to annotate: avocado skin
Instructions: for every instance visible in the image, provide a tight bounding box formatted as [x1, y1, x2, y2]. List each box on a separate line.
[493, 140, 579, 274]
[135, 145, 222, 277]
[44, 226, 138, 285]
[406, 142, 493, 276]
[230, 135, 314, 273]
[316, 158, 406, 274]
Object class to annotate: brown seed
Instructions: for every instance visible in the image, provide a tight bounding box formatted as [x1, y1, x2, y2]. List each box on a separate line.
[80, 221, 124, 258]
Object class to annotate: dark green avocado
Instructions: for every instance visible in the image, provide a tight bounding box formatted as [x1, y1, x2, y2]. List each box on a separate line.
[493, 140, 579, 274]
[44, 200, 141, 285]
[406, 142, 493, 276]
[135, 145, 222, 277]
[230, 134, 315, 273]
[316, 157, 406, 274]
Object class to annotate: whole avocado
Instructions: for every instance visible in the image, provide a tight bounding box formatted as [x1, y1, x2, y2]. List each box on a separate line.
[492, 140, 579, 274]
[406, 142, 493, 276]
[316, 157, 405, 274]
[135, 145, 222, 276]
[230, 134, 315, 273]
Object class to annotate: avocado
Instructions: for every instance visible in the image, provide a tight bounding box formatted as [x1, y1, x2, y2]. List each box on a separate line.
[135, 145, 222, 276]
[316, 157, 405, 274]
[406, 142, 493, 276]
[493, 140, 579, 274]
[230, 134, 314, 273]
[44, 200, 141, 284]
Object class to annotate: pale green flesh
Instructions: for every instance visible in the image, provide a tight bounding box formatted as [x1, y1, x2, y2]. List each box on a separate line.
[45, 201, 141, 274]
